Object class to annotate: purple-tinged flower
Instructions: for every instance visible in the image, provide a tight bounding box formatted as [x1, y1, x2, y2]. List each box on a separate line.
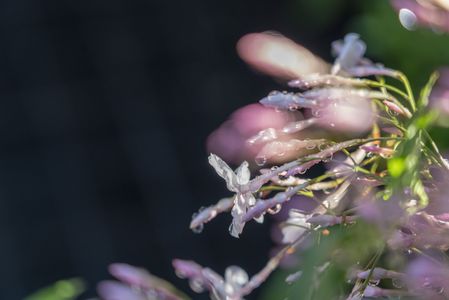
[356, 267, 405, 281]
[97, 263, 187, 300]
[302, 87, 393, 104]
[242, 181, 311, 224]
[190, 197, 234, 233]
[206, 104, 291, 164]
[383, 100, 412, 118]
[345, 65, 398, 78]
[98, 281, 147, 300]
[280, 118, 317, 134]
[172, 259, 249, 300]
[208, 154, 258, 237]
[406, 257, 449, 299]
[363, 286, 408, 298]
[361, 145, 395, 158]
[236, 32, 329, 81]
[280, 209, 312, 244]
[254, 139, 327, 165]
[246, 128, 278, 145]
[330, 148, 367, 177]
[288, 74, 366, 90]
[259, 91, 318, 111]
[404, 212, 449, 250]
[331, 33, 367, 75]
[320, 178, 353, 214]
[208, 153, 304, 237]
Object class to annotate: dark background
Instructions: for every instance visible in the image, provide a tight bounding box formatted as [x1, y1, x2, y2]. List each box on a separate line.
[0, 0, 360, 299]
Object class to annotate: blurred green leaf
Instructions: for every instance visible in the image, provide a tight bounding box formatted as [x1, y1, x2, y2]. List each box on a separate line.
[24, 278, 85, 300]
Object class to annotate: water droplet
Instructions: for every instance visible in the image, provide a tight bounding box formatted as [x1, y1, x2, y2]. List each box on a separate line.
[225, 266, 249, 287]
[323, 188, 332, 195]
[368, 279, 380, 286]
[192, 224, 204, 234]
[277, 151, 285, 157]
[306, 142, 316, 150]
[175, 270, 186, 279]
[399, 8, 417, 31]
[312, 109, 322, 118]
[269, 90, 280, 97]
[189, 278, 205, 293]
[268, 204, 282, 214]
[392, 278, 404, 288]
[255, 156, 267, 166]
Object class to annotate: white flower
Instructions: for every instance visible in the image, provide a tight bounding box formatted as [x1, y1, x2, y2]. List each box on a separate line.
[331, 33, 366, 75]
[281, 209, 311, 244]
[208, 154, 261, 238]
[173, 259, 248, 300]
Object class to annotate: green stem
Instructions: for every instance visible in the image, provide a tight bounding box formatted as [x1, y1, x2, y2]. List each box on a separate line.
[396, 71, 416, 112]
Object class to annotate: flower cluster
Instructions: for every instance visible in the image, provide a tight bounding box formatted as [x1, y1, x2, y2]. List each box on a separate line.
[98, 32, 449, 300]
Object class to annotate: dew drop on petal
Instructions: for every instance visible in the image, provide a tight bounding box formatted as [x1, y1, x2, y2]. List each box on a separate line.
[192, 223, 204, 234]
[392, 278, 404, 288]
[312, 109, 323, 118]
[225, 266, 249, 287]
[399, 8, 417, 30]
[368, 279, 380, 286]
[268, 90, 280, 97]
[189, 278, 205, 293]
[255, 155, 267, 166]
[306, 143, 316, 150]
[268, 204, 282, 214]
[276, 151, 285, 157]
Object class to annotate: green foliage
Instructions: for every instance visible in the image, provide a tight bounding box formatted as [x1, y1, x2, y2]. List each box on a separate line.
[262, 223, 383, 300]
[24, 278, 85, 300]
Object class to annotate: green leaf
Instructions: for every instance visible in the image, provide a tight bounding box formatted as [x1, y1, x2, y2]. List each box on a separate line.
[24, 278, 85, 300]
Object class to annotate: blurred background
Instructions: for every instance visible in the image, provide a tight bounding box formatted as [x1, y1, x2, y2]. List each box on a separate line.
[0, 0, 448, 299]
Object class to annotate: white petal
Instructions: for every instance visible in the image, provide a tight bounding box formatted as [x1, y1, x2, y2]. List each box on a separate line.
[235, 161, 250, 185]
[332, 33, 366, 74]
[209, 153, 239, 192]
[281, 210, 310, 243]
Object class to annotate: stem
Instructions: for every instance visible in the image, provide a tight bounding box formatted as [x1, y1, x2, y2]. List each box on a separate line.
[396, 71, 416, 112]
[364, 79, 410, 101]
[423, 130, 449, 171]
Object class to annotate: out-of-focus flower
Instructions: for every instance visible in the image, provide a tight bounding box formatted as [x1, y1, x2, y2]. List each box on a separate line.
[355, 267, 405, 281]
[254, 138, 326, 166]
[403, 212, 449, 250]
[189, 197, 234, 233]
[281, 209, 312, 244]
[236, 32, 329, 80]
[97, 263, 188, 300]
[391, 0, 449, 32]
[331, 33, 366, 75]
[406, 257, 449, 299]
[361, 145, 395, 158]
[172, 259, 248, 300]
[206, 104, 292, 164]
